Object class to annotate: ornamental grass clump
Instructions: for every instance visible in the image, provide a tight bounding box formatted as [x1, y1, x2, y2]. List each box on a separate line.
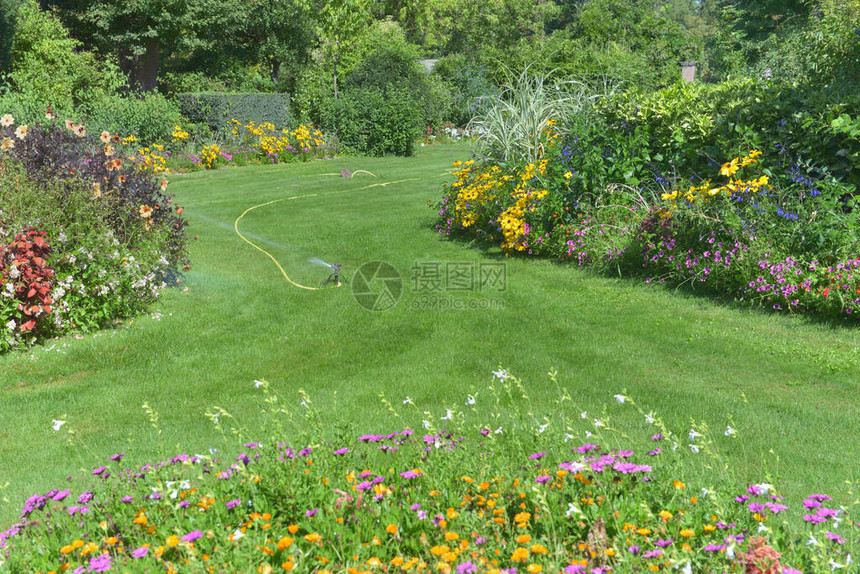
[0, 370, 855, 573]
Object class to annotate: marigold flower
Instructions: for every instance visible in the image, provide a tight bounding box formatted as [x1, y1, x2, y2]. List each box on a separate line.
[680, 528, 695, 537]
[304, 532, 322, 543]
[386, 524, 398, 535]
[511, 547, 530, 562]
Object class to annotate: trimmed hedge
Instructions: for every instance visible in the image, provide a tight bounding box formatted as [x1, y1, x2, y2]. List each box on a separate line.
[176, 93, 291, 134]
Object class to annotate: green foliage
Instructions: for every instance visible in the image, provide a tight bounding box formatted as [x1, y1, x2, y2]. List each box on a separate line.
[83, 93, 185, 145]
[0, 0, 21, 75]
[433, 55, 495, 127]
[177, 93, 291, 136]
[320, 87, 422, 156]
[2, 0, 124, 122]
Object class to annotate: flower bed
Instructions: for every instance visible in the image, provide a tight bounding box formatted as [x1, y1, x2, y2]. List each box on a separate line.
[0, 373, 854, 573]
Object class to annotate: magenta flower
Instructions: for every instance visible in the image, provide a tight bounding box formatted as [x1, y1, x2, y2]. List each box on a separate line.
[109, 452, 124, 462]
[52, 490, 70, 501]
[131, 545, 149, 558]
[181, 530, 203, 542]
[535, 475, 552, 484]
[456, 561, 478, 573]
[564, 566, 586, 574]
[529, 451, 546, 460]
[333, 447, 350, 456]
[226, 498, 241, 510]
[305, 508, 319, 518]
[88, 553, 112, 572]
[400, 470, 421, 479]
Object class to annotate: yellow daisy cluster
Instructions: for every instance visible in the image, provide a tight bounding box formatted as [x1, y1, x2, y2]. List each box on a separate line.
[660, 150, 770, 208]
[171, 125, 189, 141]
[130, 144, 169, 174]
[498, 161, 549, 252]
[450, 160, 508, 228]
[199, 143, 222, 170]
[229, 119, 326, 162]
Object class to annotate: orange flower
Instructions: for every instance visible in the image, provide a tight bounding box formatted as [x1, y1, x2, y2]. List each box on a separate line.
[277, 536, 294, 550]
[304, 532, 322, 543]
[386, 524, 398, 535]
[680, 528, 695, 537]
[1, 137, 14, 152]
[511, 547, 530, 562]
[139, 205, 153, 219]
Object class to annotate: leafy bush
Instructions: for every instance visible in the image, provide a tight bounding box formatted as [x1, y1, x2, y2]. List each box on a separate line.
[1, 0, 124, 123]
[0, 371, 856, 572]
[433, 55, 496, 127]
[321, 87, 422, 157]
[0, 116, 189, 351]
[82, 93, 186, 146]
[177, 93, 291, 137]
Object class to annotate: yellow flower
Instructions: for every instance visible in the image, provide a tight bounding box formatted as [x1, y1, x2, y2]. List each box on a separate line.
[1, 137, 14, 152]
[166, 534, 180, 547]
[680, 528, 695, 537]
[304, 532, 322, 543]
[139, 205, 153, 219]
[527, 565, 542, 573]
[720, 157, 739, 177]
[516, 534, 531, 544]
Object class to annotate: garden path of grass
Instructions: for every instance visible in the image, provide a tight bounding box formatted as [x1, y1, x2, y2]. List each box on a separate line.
[1, 143, 859, 526]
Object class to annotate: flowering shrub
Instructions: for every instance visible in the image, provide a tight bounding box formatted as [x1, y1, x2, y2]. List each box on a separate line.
[438, 135, 860, 320]
[229, 120, 329, 164]
[1, 370, 856, 573]
[0, 113, 189, 351]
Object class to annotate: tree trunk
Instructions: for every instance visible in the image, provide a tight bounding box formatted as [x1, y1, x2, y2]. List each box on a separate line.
[334, 38, 339, 99]
[121, 40, 159, 93]
[270, 58, 281, 84]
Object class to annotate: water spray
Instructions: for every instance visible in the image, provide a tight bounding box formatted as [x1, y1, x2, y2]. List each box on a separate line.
[309, 258, 343, 287]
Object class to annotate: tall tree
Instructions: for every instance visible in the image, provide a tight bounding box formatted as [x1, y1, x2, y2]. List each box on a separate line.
[315, 0, 372, 97]
[243, 0, 316, 88]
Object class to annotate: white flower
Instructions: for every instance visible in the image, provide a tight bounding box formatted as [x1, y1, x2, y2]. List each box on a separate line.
[465, 394, 476, 406]
[538, 423, 549, 434]
[6, 319, 14, 331]
[688, 429, 702, 441]
[564, 433, 574, 442]
[440, 409, 453, 421]
[403, 396, 414, 405]
[422, 420, 430, 429]
[253, 379, 265, 388]
[584, 430, 593, 438]
[580, 411, 587, 419]
[492, 368, 509, 381]
[52, 419, 66, 431]
[725, 426, 737, 437]
[230, 529, 244, 541]
[209, 447, 217, 455]
[806, 534, 820, 546]
[566, 503, 582, 517]
[725, 544, 735, 559]
[0, 114, 13, 127]
[645, 413, 655, 424]
[753, 483, 773, 494]
[689, 444, 700, 453]
[593, 419, 604, 428]
[614, 394, 626, 404]
[494, 426, 503, 435]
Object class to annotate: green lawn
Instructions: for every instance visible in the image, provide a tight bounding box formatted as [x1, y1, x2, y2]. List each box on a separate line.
[1, 143, 859, 525]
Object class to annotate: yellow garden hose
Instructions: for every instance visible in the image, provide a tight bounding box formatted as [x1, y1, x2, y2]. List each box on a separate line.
[233, 178, 418, 290]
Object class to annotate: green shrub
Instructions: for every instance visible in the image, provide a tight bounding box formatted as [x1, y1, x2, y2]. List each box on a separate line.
[177, 93, 291, 135]
[433, 55, 495, 127]
[82, 93, 186, 145]
[320, 87, 422, 157]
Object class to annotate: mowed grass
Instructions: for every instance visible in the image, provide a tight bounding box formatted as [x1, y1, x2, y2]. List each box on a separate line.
[1, 143, 859, 525]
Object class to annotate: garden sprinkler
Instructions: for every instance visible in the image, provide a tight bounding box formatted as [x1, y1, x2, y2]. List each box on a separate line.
[309, 258, 343, 287]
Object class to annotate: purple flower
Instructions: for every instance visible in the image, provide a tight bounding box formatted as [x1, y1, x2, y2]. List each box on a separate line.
[651, 433, 663, 441]
[178, 500, 190, 508]
[182, 530, 203, 542]
[52, 490, 70, 501]
[306, 508, 319, 518]
[480, 428, 490, 436]
[647, 449, 661, 456]
[91, 466, 107, 476]
[628, 545, 640, 554]
[131, 545, 149, 558]
[642, 549, 663, 558]
[704, 544, 726, 551]
[577, 443, 599, 454]
[120, 496, 133, 504]
[826, 531, 844, 545]
[333, 447, 350, 456]
[535, 475, 552, 484]
[298, 447, 312, 457]
[564, 567, 586, 574]
[782, 569, 803, 574]
[88, 553, 112, 572]
[529, 451, 546, 460]
[226, 498, 241, 510]
[456, 561, 478, 573]
[654, 538, 674, 548]
[78, 491, 94, 504]
[400, 470, 422, 479]
[109, 452, 124, 462]
[475, 536, 486, 546]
